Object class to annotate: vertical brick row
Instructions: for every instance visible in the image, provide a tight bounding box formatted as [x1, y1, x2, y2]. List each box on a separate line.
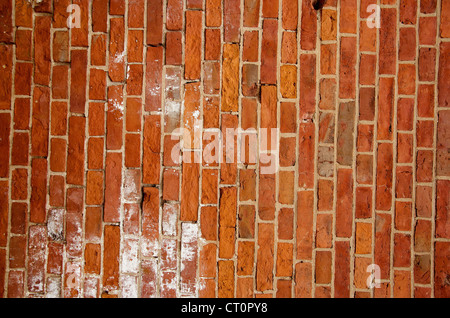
[276, 0, 297, 299]
[317, 0, 337, 299]
[199, 0, 221, 299]
[435, 1, 450, 298]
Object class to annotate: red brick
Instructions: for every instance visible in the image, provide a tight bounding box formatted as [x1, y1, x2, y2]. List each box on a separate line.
[52, 66, 68, 100]
[200, 243, 217, 278]
[66, 188, 83, 258]
[106, 85, 124, 150]
[315, 251, 332, 284]
[375, 213, 391, 279]
[300, 55, 316, 119]
[53, 31, 69, 63]
[15, 0, 32, 27]
[185, 10, 202, 80]
[438, 43, 450, 107]
[47, 242, 63, 275]
[218, 260, 234, 298]
[166, 32, 182, 65]
[298, 123, 315, 188]
[435, 242, 450, 297]
[355, 187, 372, 219]
[414, 254, 431, 285]
[244, 0, 260, 27]
[337, 102, 355, 166]
[125, 134, 141, 168]
[398, 64, 416, 95]
[340, 0, 357, 33]
[278, 208, 294, 240]
[393, 270, 411, 298]
[85, 243, 101, 274]
[400, 0, 417, 24]
[104, 152, 122, 223]
[92, 0, 107, 32]
[147, 0, 163, 44]
[0, 114, 10, 177]
[128, 0, 145, 28]
[395, 201, 412, 231]
[421, 0, 437, 13]
[379, 8, 397, 74]
[0, 44, 12, 110]
[145, 46, 163, 111]
[9, 235, 26, 268]
[143, 115, 161, 184]
[440, 0, 450, 37]
[276, 242, 293, 277]
[70, 50, 87, 113]
[162, 169, 179, 201]
[336, 169, 353, 237]
[282, 0, 298, 30]
[377, 77, 394, 140]
[49, 175, 64, 208]
[437, 110, 450, 176]
[419, 48, 436, 82]
[295, 262, 312, 297]
[262, 0, 278, 17]
[300, 0, 316, 50]
[317, 179, 333, 211]
[0, 0, 12, 42]
[85, 207, 102, 241]
[237, 241, 254, 276]
[89, 69, 106, 100]
[49, 138, 66, 172]
[334, 241, 350, 297]
[180, 223, 198, 296]
[282, 32, 297, 64]
[397, 98, 414, 131]
[206, 0, 222, 26]
[356, 124, 374, 152]
[109, 18, 125, 82]
[397, 133, 413, 164]
[396, 166, 412, 199]
[67, 116, 86, 185]
[14, 62, 32, 95]
[181, 162, 200, 221]
[88, 138, 104, 170]
[297, 191, 313, 259]
[277, 280, 292, 298]
[27, 225, 46, 292]
[339, 37, 356, 99]
[91, 34, 107, 66]
[71, 0, 89, 46]
[419, 17, 436, 45]
[261, 20, 278, 85]
[416, 150, 433, 182]
[13, 98, 30, 131]
[30, 158, 47, 223]
[166, 0, 183, 30]
[7, 271, 24, 298]
[11, 169, 27, 201]
[205, 29, 221, 61]
[436, 180, 450, 238]
[256, 223, 274, 291]
[394, 233, 411, 268]
[34, 16, 51, 86]
[258, 173, 276, 220]
[86, 171, 104, 205]
[10, 203, 26, 235]
[31, 86, 50, 157]
[316, 213, 332, 248]
[399, 28, 416, 61]
[238, 205, 255, 239]
[103, 225, 120, 291]
[416, 185, 432, 218]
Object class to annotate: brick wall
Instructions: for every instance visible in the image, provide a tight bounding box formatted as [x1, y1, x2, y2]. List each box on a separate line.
[0, 0, 448, 298]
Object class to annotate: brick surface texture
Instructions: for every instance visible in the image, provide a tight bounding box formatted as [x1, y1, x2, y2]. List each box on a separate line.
[0, 0, 449, 298]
